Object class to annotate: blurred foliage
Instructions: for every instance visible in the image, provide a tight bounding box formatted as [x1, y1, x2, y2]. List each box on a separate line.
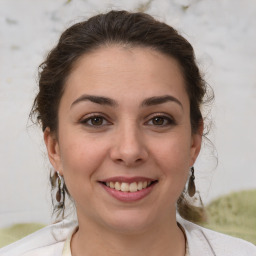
[201, 189, 256, 244]
[0, 223, 45, 248]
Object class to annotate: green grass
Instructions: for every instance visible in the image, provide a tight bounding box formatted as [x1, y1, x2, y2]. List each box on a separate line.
[201, 189, 256, 244]
[0, 223, 45, 248]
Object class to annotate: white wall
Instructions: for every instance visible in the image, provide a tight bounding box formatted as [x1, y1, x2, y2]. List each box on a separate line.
[1, 0, 256, 227]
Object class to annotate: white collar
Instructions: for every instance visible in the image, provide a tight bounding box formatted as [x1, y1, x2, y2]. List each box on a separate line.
[62, 222, 189, 256]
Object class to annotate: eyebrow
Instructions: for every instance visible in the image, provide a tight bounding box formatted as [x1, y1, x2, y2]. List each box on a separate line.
[141, 95, 183, 109]
[71, 95, 118, 108]
[71, 94, 183, 109]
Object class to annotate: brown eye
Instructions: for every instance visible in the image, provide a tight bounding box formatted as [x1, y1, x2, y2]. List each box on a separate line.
[81, 115, 110, 127]
[152, 117, 165, 125]
[147, 115, 174, 126]
[91, 117, 103, 126]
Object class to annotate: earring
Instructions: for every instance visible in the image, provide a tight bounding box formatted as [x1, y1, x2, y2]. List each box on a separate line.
[188, 167, 196, 197]
[56, 172, 65, 207]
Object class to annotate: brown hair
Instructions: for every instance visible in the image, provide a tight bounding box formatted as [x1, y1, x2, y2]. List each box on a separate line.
[31, 10, 211, 222]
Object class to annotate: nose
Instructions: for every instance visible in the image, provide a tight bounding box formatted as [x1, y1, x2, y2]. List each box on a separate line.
[110, 123, 149, 167]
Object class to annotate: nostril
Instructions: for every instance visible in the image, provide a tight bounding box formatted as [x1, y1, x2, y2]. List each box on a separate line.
[115, 158, 145, 167]
[110, 140, 148, 164]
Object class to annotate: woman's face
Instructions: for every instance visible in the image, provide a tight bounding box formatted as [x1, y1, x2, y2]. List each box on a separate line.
[45, 46, 202, 233]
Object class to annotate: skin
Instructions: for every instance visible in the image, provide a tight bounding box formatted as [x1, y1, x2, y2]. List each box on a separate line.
[44, 45, 202, 256]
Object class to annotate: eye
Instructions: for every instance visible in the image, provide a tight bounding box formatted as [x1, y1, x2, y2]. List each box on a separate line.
[80, 115, 110, 127]
[147, 115, 175, 126]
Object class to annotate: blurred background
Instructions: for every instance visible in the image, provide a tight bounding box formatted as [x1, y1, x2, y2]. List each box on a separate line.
[0, 0, 255, 243]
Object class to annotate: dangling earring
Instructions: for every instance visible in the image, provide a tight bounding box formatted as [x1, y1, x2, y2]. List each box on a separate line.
[188, 167, 196, 197]
[56, 171, 65, 207]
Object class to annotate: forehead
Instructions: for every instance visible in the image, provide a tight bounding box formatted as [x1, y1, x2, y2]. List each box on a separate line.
[63, 45, 189, 108]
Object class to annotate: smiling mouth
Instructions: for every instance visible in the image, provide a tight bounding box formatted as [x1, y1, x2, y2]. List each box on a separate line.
[100, 180, 158, 193]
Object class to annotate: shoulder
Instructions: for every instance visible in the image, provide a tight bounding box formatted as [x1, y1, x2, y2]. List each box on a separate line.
[0, 219, 77, 256]
[178, 216, 256, 256]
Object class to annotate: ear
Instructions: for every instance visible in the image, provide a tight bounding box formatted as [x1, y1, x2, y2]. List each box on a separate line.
[190, 120, 203, 166]
[44, 127, 63, 175]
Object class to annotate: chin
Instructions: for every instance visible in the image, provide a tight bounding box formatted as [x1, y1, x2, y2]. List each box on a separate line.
[101, 208, 158, 235]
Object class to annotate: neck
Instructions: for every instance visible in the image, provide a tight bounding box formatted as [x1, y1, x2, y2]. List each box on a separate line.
[71, 212, 186, 256]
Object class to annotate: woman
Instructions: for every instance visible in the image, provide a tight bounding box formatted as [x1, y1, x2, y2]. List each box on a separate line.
[1, 10, 255, 256]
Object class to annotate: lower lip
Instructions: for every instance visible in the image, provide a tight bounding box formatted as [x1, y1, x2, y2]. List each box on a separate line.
[100, 183, 156, 202]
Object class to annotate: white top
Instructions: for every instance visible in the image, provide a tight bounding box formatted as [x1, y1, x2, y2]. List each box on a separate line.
[61, 222, 189, 255]
[0, 216, 255, 256]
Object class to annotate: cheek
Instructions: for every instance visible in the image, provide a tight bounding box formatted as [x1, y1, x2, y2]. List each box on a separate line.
[151, 131, 192, 167]
[150, 133, 191, 189]
[61, 142, 105, 172]
[58, 133, 109, 191]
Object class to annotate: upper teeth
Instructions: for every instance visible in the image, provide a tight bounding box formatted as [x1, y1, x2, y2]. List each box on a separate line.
[105, 181, 152, 192]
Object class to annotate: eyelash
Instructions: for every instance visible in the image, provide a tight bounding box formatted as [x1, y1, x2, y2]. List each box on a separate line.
[146, 114, 175, 127]
[80, 113, 175, 128]
[80, 114, 111, 128]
